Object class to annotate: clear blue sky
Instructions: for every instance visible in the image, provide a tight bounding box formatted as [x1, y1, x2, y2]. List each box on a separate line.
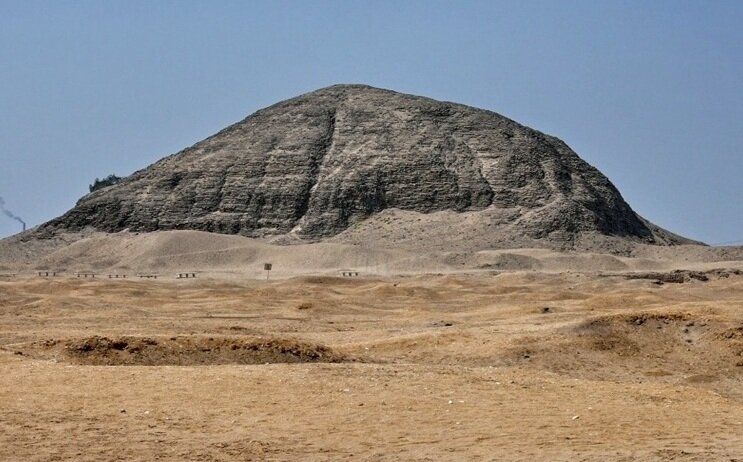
[1, 0, 741, 244]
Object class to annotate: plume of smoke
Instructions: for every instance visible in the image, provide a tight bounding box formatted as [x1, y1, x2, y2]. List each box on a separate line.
[0, 195, 26, 230]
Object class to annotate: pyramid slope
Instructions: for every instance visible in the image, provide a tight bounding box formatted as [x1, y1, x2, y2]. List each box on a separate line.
[41, 84, 698, 249]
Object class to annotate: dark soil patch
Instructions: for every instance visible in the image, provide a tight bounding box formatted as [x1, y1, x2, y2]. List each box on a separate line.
[715, 326, 743, 341]
[581, 311, 695, 329]
[45, 335, 351, 366]
[623, 269, 742, 284]
[625, 270, 708, 284]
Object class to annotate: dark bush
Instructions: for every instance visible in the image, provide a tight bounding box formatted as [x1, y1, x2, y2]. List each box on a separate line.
[89, 174, 123, 192]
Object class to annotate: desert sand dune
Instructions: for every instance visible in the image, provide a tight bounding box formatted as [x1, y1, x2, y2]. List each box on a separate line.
[2, 230, 742, 278]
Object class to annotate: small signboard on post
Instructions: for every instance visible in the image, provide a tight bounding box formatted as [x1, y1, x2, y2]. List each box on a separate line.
[264, 263, 272, 280]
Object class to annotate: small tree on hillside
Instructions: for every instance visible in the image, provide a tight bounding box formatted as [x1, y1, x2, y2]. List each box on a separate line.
[89, 174, 123, 192]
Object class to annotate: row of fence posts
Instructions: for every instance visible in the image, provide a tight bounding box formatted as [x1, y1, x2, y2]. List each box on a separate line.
[20, 263, 363, 280]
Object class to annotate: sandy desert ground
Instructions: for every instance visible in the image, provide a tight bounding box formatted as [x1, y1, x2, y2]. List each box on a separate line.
[1, 262, 743, 461]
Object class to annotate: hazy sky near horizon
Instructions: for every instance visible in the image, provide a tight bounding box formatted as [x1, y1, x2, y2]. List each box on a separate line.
[1, 0, 741, 243]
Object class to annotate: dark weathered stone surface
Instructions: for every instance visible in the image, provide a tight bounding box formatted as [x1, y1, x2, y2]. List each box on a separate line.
[41, 84, 695, 247]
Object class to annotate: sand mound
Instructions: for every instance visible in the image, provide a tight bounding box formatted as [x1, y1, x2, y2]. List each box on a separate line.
[3, 230, 450, 276]
[1, 228, 741, 277]
[494, 310, 743, 386]
[25, 336, 349, 366]
[631, 243, 743, 264]
[475, 252, 544, 270]
[541, 253, 628, 271]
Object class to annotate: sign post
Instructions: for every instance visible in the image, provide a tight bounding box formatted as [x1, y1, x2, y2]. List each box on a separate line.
[264, 263, 272, 280]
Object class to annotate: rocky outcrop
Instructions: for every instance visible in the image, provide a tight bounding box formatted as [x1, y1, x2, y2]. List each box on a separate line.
[41, 84, 697, 248]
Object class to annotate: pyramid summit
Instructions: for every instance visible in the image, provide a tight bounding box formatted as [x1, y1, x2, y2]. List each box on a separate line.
[42, 84, 696, 250]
